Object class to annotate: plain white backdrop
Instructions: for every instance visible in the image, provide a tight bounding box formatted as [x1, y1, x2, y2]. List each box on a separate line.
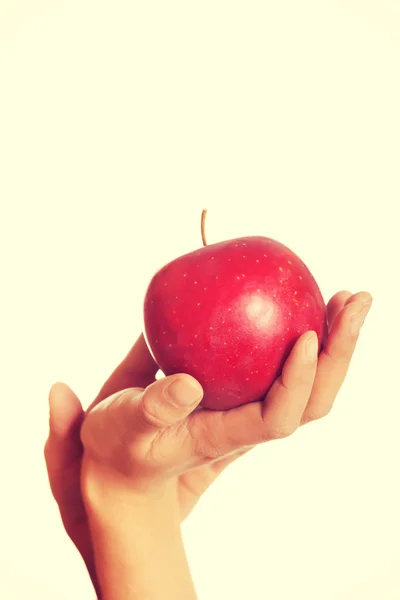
[1, 1, 399, 599]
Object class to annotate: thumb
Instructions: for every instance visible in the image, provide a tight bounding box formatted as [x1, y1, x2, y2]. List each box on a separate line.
[45, 382, 84, 472]
[136, 374, 204, 432]
[81, 375, 204, 456]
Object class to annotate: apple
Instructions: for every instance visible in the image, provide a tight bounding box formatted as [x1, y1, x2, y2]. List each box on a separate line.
[143, 211, 328, 411]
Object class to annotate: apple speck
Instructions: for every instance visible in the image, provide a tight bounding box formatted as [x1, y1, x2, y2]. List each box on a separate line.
[299, 275, 303, 280]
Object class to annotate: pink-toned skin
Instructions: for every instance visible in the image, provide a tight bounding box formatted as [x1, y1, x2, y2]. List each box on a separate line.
[144, 236, 328, 411]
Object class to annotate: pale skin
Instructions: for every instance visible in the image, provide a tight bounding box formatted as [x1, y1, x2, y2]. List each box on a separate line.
[44, 290, 372, 600]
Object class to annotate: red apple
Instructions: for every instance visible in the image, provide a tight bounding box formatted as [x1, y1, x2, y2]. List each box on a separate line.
[143, 217, 327, 411]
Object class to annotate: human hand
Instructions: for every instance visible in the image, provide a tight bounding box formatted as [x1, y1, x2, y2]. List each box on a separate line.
[44, 290, 372, 594]
[79, 290, 372, 507]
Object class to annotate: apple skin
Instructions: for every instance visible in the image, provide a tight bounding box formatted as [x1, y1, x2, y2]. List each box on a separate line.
[143, 236, 328, 411]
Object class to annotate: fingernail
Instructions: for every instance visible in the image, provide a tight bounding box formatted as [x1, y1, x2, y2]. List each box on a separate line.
[304, 332, 318, 362]
[348, 298, 373, 335]
[166, 377, 203, 406]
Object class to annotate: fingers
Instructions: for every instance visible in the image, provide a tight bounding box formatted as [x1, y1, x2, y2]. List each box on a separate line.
[87, 333, 159, 412]
[326, 290, 352, 329]
[44, 383, 84, 472]
[301, 291, 373, 424]
[188, 290, 372, 458]
[44, 383, 88, 527]
[189, 330, 319, 457]
[260, 331, 319, 438]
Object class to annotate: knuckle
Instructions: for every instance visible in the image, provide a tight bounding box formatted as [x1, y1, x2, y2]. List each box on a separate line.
[280, 368, 313, 393]
[142, 406, 168, 430]
[265, 422, 298, 440]
[324, 346, 351, 367]
[302, 406, 332, 424]
[188, 416, 223, 459]
[140, 392, 169, 429]
[301, 414, 315, 425]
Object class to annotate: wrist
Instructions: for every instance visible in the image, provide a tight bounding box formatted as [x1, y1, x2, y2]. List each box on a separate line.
[81, 454, 180, 522]
[82, 462, 196, 600]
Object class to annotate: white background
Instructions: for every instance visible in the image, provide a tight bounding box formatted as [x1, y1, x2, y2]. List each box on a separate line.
[1, 1, 399, 599]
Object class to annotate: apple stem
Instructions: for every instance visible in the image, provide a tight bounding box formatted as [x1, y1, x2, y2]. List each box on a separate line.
[201, 209, 208, 246]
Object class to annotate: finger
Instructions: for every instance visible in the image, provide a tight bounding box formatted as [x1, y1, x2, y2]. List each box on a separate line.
[301, 291, 373, 424]
[327, 290, 352, 329]
[88, 333, 159, 412]
[44, 382, 84, 472]
[188, 331, 319, 458]
[259, 330, 319, 438]
[44, 383, 88, 527]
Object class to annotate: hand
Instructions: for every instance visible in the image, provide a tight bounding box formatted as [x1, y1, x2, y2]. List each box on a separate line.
[44, 290, 372, 593]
